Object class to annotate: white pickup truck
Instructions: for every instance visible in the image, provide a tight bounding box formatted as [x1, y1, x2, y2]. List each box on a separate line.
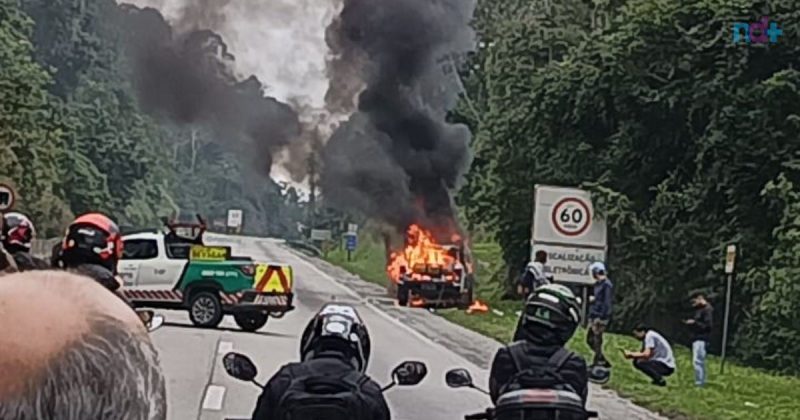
[117, 229, 294, 331]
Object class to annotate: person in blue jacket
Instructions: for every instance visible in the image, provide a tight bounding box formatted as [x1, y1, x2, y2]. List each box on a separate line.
[586, 261, 613, 368]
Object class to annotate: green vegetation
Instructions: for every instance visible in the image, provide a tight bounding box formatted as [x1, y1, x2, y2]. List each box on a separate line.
[0, 0, 306, 237]
[454, 0, 800, 374]
[443, 307, 800, 420]
[325, 234, 388, 286]
[326, 238, 800, 419]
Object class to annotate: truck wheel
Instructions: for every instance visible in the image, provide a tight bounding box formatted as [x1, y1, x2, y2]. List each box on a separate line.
[234, 311, 269, 332]
[189, 291, 223, 328]
[397, 284, 409, 306]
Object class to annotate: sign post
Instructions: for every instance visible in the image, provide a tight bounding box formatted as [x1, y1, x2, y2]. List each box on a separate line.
[720, 243, 737, 374]
[530, 186, 608, 324]
[344, 233, 358, 262]
[0, 184, 16, 212]
[310, 229, 332, 242]
[227, 209, 243, 234]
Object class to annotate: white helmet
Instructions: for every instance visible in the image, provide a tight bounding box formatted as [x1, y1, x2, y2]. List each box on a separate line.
[589, 261, 606, 276]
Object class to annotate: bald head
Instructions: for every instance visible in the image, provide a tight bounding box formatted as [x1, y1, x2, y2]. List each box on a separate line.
[0, 271, 166, 419]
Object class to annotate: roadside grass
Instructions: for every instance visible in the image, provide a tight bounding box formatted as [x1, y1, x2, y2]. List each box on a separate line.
[325, 236, 388, 287]
[324, 239, 800, 419]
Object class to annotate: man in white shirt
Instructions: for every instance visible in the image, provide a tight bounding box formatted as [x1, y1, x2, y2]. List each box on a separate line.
[624, 324, 676, 386]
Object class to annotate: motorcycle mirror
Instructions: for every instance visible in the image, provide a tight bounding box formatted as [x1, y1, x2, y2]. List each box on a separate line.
[445, 368, 474, 388]
[392, 361, 428, 386]
[148, 314, 165, 332]
[136, 310, 164, 332]
[223, 352, 259, 383]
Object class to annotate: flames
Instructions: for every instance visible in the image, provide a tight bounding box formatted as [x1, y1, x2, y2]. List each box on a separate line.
[387, 224, 460, 283]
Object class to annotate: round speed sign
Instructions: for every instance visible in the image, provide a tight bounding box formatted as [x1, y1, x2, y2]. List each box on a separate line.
[0, 183, 15, 211]
[551, 197, 591, 237]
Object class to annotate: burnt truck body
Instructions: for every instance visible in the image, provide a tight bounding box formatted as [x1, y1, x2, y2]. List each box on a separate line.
[393, 244, 475, 308]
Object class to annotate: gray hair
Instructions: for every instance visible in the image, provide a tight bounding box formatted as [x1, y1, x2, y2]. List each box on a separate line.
[0, 313, 167, 420]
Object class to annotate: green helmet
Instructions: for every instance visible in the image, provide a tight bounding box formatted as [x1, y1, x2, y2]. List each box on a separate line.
[521, 284, 582, 345]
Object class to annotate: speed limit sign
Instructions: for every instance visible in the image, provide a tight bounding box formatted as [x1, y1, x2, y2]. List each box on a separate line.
[551, 197, 591, 237]
[0, 184, 15, 211]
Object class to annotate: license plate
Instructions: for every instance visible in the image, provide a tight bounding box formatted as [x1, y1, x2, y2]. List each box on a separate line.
[254, 295, 288, 306]
[421, 283, 437, 291]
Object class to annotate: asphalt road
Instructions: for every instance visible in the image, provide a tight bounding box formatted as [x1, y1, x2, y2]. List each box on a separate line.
[150, 234, 492, 420]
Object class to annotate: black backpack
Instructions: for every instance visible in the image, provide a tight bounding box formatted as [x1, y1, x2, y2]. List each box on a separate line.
[276, 365, 371, 420]
[500, 342, 577, 395]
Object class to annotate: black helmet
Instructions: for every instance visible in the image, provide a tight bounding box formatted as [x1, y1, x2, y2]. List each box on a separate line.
[61, 213, 123, 273]
[300, 303, 371, 372]
[518, 284, 581, 346]
[2, 212, 35, 254]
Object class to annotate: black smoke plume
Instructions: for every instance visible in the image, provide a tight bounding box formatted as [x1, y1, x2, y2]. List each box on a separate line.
[321, 0, 476, 239]
[119, 5, 300, 175]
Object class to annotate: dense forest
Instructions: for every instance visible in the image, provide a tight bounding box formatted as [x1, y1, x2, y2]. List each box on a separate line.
[0, 0, 307, 238]
[455, 0, 800, 373]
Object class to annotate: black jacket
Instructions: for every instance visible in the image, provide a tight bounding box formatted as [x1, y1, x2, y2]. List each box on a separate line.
[690, 304, 713, 342]
[489, 341, 588, 406]
[11, 252, 50, 271]
[252, 353, 390, 420]
[69, 263, 121, 292]
[589, 278, 613, 320]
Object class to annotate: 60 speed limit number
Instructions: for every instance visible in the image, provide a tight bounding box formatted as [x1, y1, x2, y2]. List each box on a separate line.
[551, 197, 591, 237]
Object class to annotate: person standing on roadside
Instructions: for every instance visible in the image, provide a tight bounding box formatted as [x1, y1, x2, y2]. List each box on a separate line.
[587, 261, 613, 368]
[684, 292, 713, 387]
[517, 251, 551, 298]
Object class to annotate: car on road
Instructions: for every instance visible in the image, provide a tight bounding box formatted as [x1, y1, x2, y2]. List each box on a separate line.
[117, 223, 294, 332]
[393, 242, 475, 308]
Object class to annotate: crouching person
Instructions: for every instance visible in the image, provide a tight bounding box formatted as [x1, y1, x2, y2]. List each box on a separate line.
[624, 324, 676, 387]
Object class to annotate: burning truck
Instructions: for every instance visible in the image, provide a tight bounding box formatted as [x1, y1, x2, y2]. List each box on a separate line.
[386, 224, 476, 308]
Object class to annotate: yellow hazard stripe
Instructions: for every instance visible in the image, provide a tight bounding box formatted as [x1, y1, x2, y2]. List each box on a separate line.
[254, 264, 293, 293]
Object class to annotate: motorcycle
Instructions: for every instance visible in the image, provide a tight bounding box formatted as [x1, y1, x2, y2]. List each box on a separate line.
[221, 351, 428, 420]
[445, 368, 598, 420]
[136, 309, 165, 332]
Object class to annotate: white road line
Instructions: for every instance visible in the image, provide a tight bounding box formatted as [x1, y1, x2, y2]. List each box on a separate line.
[281, 244, 487, 371]
[201, 385, 226, 411]
[217, 341, 233, 355]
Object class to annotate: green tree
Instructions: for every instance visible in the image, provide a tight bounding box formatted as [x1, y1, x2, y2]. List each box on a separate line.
[0, 0, 72, 235]
[459, 0, 800, 371]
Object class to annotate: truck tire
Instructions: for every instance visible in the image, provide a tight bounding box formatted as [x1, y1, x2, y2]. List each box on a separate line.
[189, 291, 223, 328]
[234, 311, 269, 332]
[397, 284, 410, 306]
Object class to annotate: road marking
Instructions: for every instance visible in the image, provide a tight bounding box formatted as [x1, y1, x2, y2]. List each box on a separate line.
[279, 244, 488, 372]
[217, 341, 233, 355]
[201, 385, 226, 411]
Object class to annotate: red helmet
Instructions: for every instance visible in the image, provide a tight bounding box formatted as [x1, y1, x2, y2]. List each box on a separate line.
[2, 212, 36, 253]
[61, 213, 123, 272]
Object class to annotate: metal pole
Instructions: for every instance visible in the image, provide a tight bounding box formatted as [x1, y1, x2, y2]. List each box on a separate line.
[347, 249, 352, 262]
[720, 273, 733, 374]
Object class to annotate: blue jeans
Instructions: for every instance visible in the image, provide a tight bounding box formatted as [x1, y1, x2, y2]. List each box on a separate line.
[692, 340, 707, 386]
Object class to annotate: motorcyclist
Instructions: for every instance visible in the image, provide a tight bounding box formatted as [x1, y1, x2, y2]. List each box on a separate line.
[252, 303, 390, 420]
[1, 212, 49, 270]
[59, 212, 125, 293]
[490, 284, 589, 406]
